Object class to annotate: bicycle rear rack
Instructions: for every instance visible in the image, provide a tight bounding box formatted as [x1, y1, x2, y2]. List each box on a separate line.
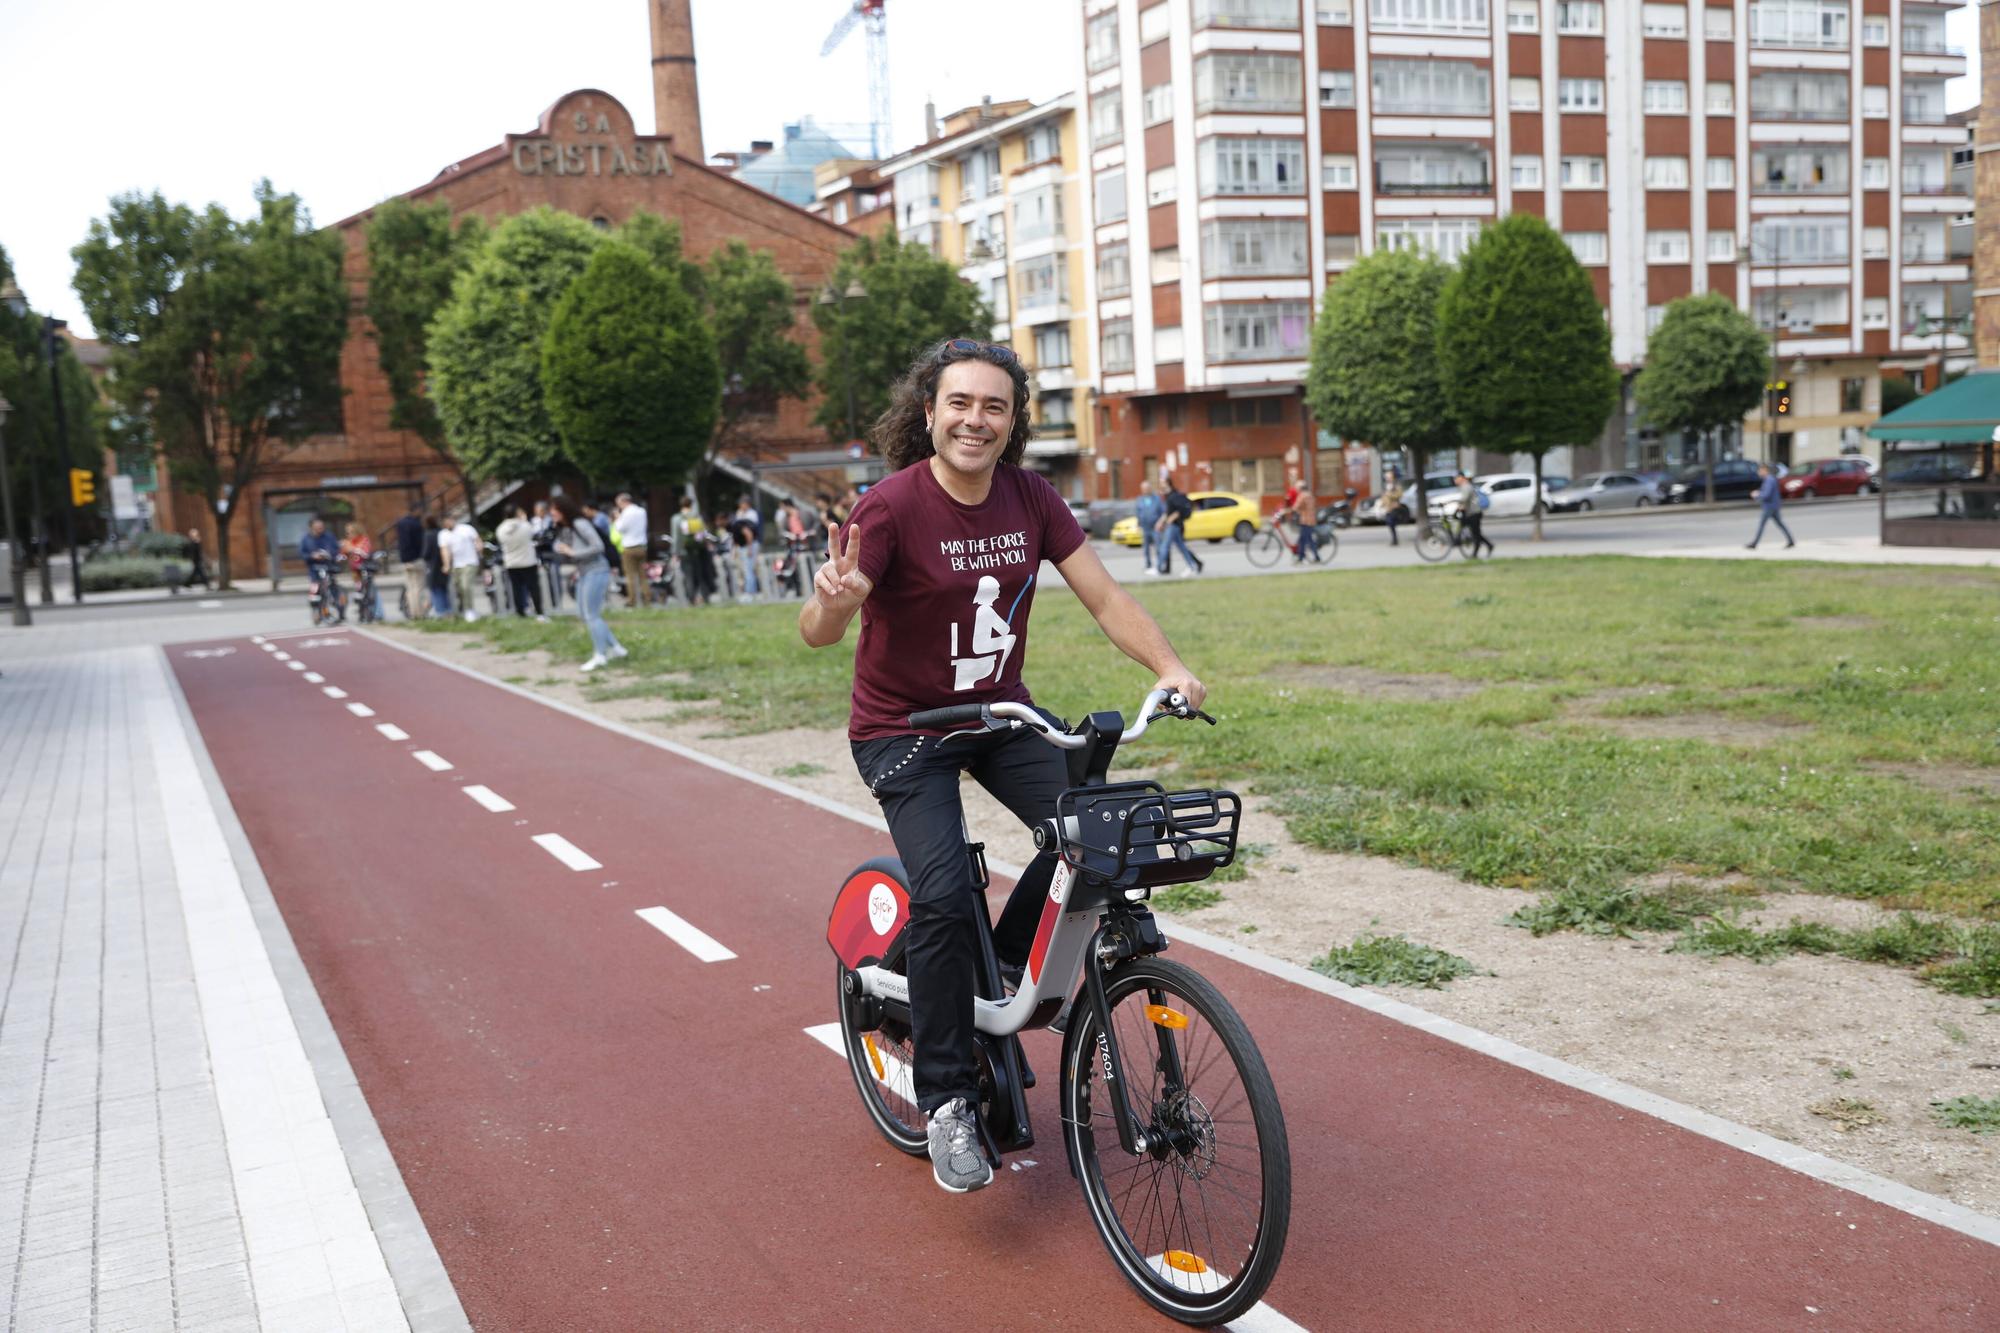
[1047, 781, 1240, 891]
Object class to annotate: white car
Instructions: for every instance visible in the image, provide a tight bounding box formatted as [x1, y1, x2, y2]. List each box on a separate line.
[1427, 473, 1551, 519]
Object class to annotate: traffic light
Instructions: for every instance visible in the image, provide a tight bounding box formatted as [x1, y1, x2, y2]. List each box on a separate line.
[1770, 379, 1792, 417]
[69, 468, 95, 507]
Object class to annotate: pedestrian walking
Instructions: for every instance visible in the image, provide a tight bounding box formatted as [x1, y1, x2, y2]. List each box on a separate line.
[393, 503, 427, 619]
[729, 495, 764, 601]
[1134, 479, 1164, 576]
[551, 496, 625, 671]
[1746, 463, 1796, 550]
[671, 495, 711, 605]
[582, 499, 621, 604]
[1280, 469, 1321, 564]
[182, 527, 212, 590]
[497, 504, 548, 619]
[1454, 472, 1494, 559]
[531, 499, 562, 610]
[443, 514, 483, 620]
[1381, 470, 1406, 547]
[421, 515, 450, 617]
[1156, 474, 1203, 576]
[613, 492, 650, 608]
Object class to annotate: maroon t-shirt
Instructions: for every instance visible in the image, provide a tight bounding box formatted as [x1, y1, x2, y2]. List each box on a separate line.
[844, 462, 1086, 740]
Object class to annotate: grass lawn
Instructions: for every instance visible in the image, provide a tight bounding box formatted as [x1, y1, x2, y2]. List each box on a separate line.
[422, 556, 2000, 917]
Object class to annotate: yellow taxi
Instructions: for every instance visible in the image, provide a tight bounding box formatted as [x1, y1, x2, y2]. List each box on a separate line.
[1109, 492, 1262, 546]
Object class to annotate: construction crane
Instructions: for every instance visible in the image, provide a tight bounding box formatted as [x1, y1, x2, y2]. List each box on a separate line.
[820, 0, 890, 160]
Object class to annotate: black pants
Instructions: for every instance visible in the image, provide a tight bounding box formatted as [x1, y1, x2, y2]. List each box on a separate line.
[1463, 511, 1493, 557]
[506, 566, 544, 616]
[852, 721, 1069, 1114]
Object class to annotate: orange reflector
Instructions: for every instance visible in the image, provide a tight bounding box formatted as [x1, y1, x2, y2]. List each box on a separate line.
[1163, 1250, 1209, 1275]
[863, 1035, 886, 1080]
[1145, 1004, 1190, 1030]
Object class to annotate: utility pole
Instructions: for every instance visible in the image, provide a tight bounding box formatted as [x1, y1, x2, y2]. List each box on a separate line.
[43, 318, 81, 603]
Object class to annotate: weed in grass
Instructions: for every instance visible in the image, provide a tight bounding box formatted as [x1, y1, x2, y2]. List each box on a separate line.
[1939, 1021, 1968, 1045]
[774, 762, 827, 779]
[1831, 1066, 1855, 1081]
[1809, 1097, 1885, 1132]
[1211, 842, 1272, 884]
[1930, 1096, 2000, 1134]
[1239, 924, 1259, 934]
[1153, 884, 1224, 914]
[1310, 934, 1482, 990]
[536, 676, 563, 686]
[1506, 884, 1732, 938]
[1671, 915, 1790, 961]
[1921, 928, 2000, 998]
[503, 675, 529, 684]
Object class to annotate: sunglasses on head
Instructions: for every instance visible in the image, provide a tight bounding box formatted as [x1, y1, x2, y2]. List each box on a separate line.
[943, 337, 1018, 367]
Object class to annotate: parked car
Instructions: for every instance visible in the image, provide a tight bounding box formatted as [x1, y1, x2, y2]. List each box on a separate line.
[1358, 470, 1458, 524]
[1426, 473, 1551, 518]
[1109, 490, 1261, 545]
[1663, 458, 1762, 503]
[1547, 471, 1663, 511]
[1084, 497, 1138, 540]
[1781, 457, 1877, 500]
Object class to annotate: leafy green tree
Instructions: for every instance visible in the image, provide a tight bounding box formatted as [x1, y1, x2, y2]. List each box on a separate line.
[0, 244, 106, 564]
[703, 239, 810, 467]
[810, 233, 991, 442]
[362, 198, 488, 504]
[540, 241, 721, 488]
[72, 182, 345, 586]
[1305, 248, 1461, 522]
[615, 211, 705, 300]
[1881, 373, 1920, 414]
[1633, 293, 1769, 505]
[1435, 214, 1620, 539]
[427, 207, 600, 484]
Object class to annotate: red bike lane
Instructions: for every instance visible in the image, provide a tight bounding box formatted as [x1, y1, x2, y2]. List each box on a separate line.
[170, 631, 1999, 1331]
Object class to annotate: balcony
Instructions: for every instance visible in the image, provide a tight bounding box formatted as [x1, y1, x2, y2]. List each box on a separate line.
[1193, 0, 1300, 30]
[1749, 105, 1849, 122]
[1750, 26, 1849, 51]
[1374, 170, 1492, 195]
[1901, 32, 1961, 57]
[1903, 104, 1952, 126]
[1373, 143, 1492, 196]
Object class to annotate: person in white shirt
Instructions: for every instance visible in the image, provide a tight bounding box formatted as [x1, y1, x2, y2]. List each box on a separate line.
[613, 492, 650, 608]
[442, 517, 483, 620]
[495, 504, 549, 620]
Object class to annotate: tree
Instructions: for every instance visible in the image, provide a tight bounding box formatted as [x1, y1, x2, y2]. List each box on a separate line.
[1633, 293, 1769, 505]
[1435, 214, 1621, 540]
[1881, 373, 1921, 414]
[540, 241, 720, 489]
[1, 244, 105, 565]
[702, 239, 810, 468]
[426, 207, 600, 484]
[810, 233, 991, 442]
[72, 183, 345, 587]
[1304, 248, 1461, 524]
[362, 198, 487, 505]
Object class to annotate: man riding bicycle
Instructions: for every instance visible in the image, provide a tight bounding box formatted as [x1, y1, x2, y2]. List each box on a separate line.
[299, 517, 346, 621]
[800, 337, 1205, 1195]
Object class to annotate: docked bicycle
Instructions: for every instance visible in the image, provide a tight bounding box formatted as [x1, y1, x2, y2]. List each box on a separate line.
[827, 691, 1291, 1326]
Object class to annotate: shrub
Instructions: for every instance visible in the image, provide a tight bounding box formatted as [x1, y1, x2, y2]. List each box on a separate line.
[1311, 934, 1482, 989]
[128, 531, 191, 558]
[79, 556, 173, 591]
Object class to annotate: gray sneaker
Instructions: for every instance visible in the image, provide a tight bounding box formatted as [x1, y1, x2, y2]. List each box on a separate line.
[926, 1098, 993, 1194]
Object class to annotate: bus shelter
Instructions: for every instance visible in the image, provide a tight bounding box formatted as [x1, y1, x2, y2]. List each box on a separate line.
[1866, 371, 2000, 549]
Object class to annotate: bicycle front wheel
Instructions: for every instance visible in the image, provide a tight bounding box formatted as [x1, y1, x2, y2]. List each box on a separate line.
[1244, 528, 1284, 569]
[1062, 957, 1290, 1327]
[1415, 525, 1453, 562]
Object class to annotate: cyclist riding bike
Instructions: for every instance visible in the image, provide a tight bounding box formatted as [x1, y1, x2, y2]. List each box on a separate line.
[800, 337, 1206, 1195]
[298, 517, 346, 622]
[1275, 471, 1320, 564]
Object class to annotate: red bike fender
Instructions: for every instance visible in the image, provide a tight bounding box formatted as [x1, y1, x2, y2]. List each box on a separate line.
[828, 867, 909, 968]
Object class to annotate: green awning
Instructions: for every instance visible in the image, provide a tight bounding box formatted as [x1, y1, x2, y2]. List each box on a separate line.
[1868, 371, 2000, 445]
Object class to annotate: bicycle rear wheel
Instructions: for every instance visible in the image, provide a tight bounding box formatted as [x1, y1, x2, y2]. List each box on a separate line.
[1062, 957, 1290, 1327]
[1244, 528, 1284, 569]
[1312, 525, 1337, 563]
[835, 962, 927, 1156]
[1414, 524, 1453, 562]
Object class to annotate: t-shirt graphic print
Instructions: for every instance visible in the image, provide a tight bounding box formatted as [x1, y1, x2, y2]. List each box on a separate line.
[844, 462, 1085, 740]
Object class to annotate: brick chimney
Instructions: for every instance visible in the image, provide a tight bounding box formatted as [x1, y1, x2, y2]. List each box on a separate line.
[649, 0, 705, 163]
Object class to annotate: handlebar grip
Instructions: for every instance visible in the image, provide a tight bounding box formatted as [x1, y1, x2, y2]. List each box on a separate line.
[908, 704, 988, 729]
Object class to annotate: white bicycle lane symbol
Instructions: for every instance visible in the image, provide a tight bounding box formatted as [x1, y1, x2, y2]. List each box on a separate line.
[181, 647, 236, 659]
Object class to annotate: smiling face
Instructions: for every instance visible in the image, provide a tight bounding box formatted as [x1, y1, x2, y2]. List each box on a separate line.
[926, 360, 1017, 483]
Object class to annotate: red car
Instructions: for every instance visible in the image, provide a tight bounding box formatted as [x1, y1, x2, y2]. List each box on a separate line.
[1780, 457, 1877, 500]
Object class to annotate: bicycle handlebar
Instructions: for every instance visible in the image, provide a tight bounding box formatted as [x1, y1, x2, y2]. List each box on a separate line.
[908, 690, 1212, 749]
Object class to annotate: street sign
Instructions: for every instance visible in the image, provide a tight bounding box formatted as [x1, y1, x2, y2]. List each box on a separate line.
[110, 474, 139, 521]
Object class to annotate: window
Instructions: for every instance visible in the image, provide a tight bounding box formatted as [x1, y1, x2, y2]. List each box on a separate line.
[1861, 86, 1887, 119]
[1194, 52, 1304, 113]
[1013, 184, 1064, 243]
[1203, 301, 1313, 362]
[1201, 219, 1311, 276]
[1147, 166, 1178, 206]
[1140, 3, 1171, 43]
[1506, 0, 1538, 31]
[1557, 1, 1603, 35]
[1750, 219, 1848, 264]
[1706, 81, 1734, 114]
[1371, 59, 1492, 116]
[1558, 79, 1605, 113]
[1097, 242, 1131, 297]
[1904, 149, 1949, 195]
[1040, 389, 1074, 427]
[1860, 157, 1888, 189]
[1840, 377, 1865, 412]
[1644, 156, 1689, 189]
[1198, 137, 1307, 196]
[990, 274, 1009, 319]
[1319, 70, 1355, 109]
[1754, 285, 1848, 330]
[1862, 297, 1888, 329]
[1143, 83, 1174, 126]
[1034, 324, 1072, 367]
[1095, 168, 1128, 222]
[1643, 81, 1688, 115]
[1560, 155, 1606, 188]
[1317, 2, 1355, 23]
[1367, 0, 1490, 33]
[1749, 0, 1849, 50]
[1017, 256, 1068, 309]
[1325, 234, 1361, 266]
[1151, 246, 1181, 284]
[1102, 318, 1135, 372]
[1197, 0, 1302, 27]
[1226, 455, 1287, 494]
[1646, 230, 1691, 263]
[1643, 4, 1687, 38]
[1646, 304, 1667, 333]
[1706, 230, 1739, 261]
[1087, 11, 1120, 72]
[1750, 71, 1848, 120]
[1902, 217, 1947, 264]
[1154, 326, 1185, 362]
[1091, 91, 1124, 146]
[1564, 231, 1607, 264]
[1704, 7, 1733, 39]
[1861, 226, 1888, 258]
[1323, 153, 1359, 189]
[1376, 216, 1484, 263]
[1024, 122, 1060, 164]
[1860, 15, 1887, 46]
[1374, 142, 1491, 192]
[1751, 147, 1849, 194]
[1904, 81, 1948, 124]
[1508, 77, 1541, 111]
[1511, 155, 1543, 188]
[1705, 156, 1735, 188]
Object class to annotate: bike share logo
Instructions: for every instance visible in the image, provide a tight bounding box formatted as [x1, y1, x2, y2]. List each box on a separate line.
[866, 882, 898, 936]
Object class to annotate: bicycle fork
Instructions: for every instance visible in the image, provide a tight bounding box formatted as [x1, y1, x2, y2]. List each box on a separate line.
[1079, 912, 1176, 1158]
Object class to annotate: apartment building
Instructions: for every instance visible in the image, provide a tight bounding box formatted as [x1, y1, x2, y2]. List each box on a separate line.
[1078, 0, 1972, 500]
[872, 96, 1097, 500]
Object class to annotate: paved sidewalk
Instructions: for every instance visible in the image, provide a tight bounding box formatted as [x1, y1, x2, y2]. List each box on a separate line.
[0, 644, 465, 1330]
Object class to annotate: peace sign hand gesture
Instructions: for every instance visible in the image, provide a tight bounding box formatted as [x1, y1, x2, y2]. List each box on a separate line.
[813, 521, 874, 613]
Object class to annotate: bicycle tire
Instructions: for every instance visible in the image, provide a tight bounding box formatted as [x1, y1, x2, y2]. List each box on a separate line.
[835, 960, 928, 1157]
[1061, 957, 1291, 1327]
[1313, 525, 1337, 563]
[1414, 525, 1453, 562]
[1244, 528, 1284, 569]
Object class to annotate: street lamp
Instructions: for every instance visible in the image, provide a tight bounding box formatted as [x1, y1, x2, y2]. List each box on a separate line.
[817, 280, 868, 444]
[0, 393, 28, 625]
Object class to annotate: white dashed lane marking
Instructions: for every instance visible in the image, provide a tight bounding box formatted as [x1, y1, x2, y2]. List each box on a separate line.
[346, 703, 376, 718]
[636, 907, 736, 962]
[323, 686, 348, 699]
[531, 833, 601, 871]
[462, 785, 515, 813]
[273, 651, 291, 661]
[412, 750, 453, 772]
[375, 724, 410, 742]
[304, 672, 324, 683]
[286, 661, 306, 672]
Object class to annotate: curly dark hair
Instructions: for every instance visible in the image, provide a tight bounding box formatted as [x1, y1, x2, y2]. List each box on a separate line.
[869, 338, 1034, 472]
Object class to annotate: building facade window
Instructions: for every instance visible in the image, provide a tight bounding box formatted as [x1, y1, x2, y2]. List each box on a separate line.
[1861, 86, 1888, 119]
[1317, 2, 1355, 23]
[1645, 230, 1692, 263]
[1086, 11, 1120, 72]
[1564, 231, 1608, 264]
[1560, 155, 1607, 188]
[1644, 156, 1689, 189]
[1090, 90, 1124, 146]
[1319, 70, 1356, 108]
[1201, 218, 1311, 276]
[1097, 242, 1132, 298]
[1749, 219, 1849, 264]
[1861, 226, 1888, 258]
[1151, 246, 1181, 284]
[1861, 297, 1888, 329]
[1750, 71, 1848, 120]
[1860, 157, 1889, 189]
[1040, 389, 1075, 427]
[1368, 0, 1490, 32]
[1754, 285, 1848, 330]
[1508, 77, 1540, 111]
[1642, 4, 1688, 38]
[1376, 216, 1483, 262]
[1017, 256, 1068, 308]
[1751, 147, 1849, 194]
[1034, 324, 1072, 366]
[1643, 81, 1688, 115]
[1013, 185, 1064, 243]
[1102, 318, 1135, 372]
[1706, 230, 1739, 261]
[1860, 15, 1888, 45]
[1558, 79, 1606, 113]
[1706, 81, 1734, 114]
[1140, 3, 1172, 43]
[1154, 325, 1185, 363]
[1147, 165, 1179, 207]
[1322, 153, 1359, 189]
[1705, 156, 1735, 188]
[1194, 52, 1305, 113]
[1204, 301, 1314, 361]
[1704, 7, 1733, 38]
[1196, 0, 1303, 28]
[1372, 59, 1491, 116]
[1325, 234, 1361, 266]
[1095, 168, 1128, 222]
[1556, 1, 1604, 35]
[1511, 155, 1543, 188]
[1749, 0, 1849, 50]
[1902, 217, 1947, 264]
[1506, 0, 1538, 31]
[1840, 377, 1865, 413]
[1198, 137, 1308, 196]
[1375, 142, 1491, 192]
[1143, 83, 1175, 126]
[1023, 122, 1060, 164]
[1904, 149, 1950, 194]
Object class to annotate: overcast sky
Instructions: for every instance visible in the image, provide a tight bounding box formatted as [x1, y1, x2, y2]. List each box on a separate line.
[0, 0, 1976, 339]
